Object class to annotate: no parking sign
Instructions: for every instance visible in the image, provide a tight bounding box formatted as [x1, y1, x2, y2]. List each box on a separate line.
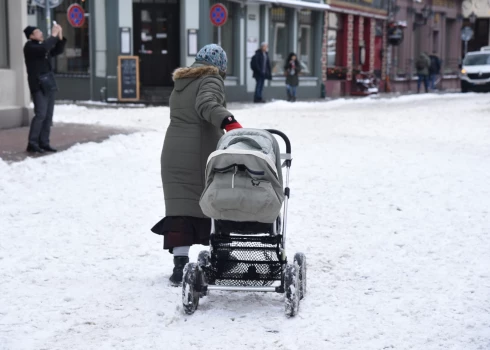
[67, 3, 85, 28]
[210, 3, 228, 27]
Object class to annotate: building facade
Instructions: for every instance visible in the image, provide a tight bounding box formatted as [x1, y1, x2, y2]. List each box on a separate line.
[25, 0, 331, 104]
[322, 0, 389, 97]
[462, 0, 490, 53]
[388, 0, 463, 93]
[0, 0, 31, 129]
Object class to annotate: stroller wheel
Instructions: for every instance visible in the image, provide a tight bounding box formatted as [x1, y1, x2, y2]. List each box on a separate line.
[197, 250, 211, 296]
[198, 250, 211, 268]
[284, 264, 300, 317]
[294, 252, 307, 300]
[182, 263, 201, 315]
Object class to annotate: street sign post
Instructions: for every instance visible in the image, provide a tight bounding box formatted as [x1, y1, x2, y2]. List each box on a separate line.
[461, 26, 474, 56]
[32, 0, 64, 36]
[209, 3, 228, 47]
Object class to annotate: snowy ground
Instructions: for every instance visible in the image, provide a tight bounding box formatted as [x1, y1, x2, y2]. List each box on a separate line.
[1, 94, 490, 350]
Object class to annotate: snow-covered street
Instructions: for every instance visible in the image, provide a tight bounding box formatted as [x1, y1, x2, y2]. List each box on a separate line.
[1, 94, 489, 350]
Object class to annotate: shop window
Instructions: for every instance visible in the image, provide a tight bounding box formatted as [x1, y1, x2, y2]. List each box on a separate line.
[297, 10, 312, 76]
[271, 7, 287, 76]
[0, 0, 8, 68]
[53, 0, 90, 75]
[327, 12, 345, 80]
[211, 0, 235, 76]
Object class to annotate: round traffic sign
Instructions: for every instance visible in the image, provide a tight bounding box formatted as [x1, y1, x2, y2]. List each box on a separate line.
[67, 4, 85, 28]
[210, 3, 228, 27]
[461, 26, 474, 42]
[32, 0, 63, 8]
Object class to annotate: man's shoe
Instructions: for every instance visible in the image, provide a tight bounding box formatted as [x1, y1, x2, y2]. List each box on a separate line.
[40, 145, 57, 152]
[169, 256, 189, 286]
[26, 144, 45, 153]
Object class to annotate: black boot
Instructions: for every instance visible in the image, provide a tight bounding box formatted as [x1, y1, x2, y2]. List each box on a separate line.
[169, 256, 189, 286]
[26, 144, 45, 154]
[287, 90, 292, 102]
[40, 145, 58, 152]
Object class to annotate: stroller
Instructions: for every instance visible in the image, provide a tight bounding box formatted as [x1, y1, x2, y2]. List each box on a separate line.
[182, 129, 306, 317]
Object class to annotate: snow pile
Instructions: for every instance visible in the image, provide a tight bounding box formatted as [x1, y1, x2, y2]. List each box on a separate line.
[1, 93, 490, 349]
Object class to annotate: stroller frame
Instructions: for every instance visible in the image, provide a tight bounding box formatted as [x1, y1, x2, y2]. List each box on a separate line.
[182, 130, 307, 317]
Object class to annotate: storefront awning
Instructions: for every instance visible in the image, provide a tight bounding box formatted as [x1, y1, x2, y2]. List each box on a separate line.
[328, 5, 387, 20]
[252, 0, 331, 10]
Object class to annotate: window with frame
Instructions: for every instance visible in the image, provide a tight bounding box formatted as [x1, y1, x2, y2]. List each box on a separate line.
[297, 10, 312, 76]
[0, 0, 8, 68]
[271, 7, 287, 76]
[211, 0, 235, 76]
[326, 13, 345, 79]
[53, 0, 90, 75]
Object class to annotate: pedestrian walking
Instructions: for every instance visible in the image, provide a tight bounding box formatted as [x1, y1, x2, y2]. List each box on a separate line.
[151, 44, 243, 286]
[429, 52, 441, 91]
[23, 24, 66, 153]
[284, 53, 301, 102]
[415, 52, 431, 93]
[250, 42, 272, 103]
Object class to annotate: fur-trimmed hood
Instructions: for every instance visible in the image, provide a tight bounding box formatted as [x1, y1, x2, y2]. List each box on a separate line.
[173, 65, 220, 81]
[172, 64, 224, 92]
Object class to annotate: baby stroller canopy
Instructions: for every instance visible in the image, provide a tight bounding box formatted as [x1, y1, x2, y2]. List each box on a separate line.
[200, 129, 285, 223]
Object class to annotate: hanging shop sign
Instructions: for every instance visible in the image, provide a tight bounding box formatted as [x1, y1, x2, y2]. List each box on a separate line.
[387, 21, 407, 46]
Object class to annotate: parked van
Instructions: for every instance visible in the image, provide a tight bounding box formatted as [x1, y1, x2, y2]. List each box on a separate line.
[460, 47, 490, 93]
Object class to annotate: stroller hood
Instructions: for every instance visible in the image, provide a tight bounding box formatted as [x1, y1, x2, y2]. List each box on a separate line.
[200, 129, 285, 223]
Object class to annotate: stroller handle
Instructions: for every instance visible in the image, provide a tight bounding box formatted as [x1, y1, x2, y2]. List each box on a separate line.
[265, 129, 291, 155]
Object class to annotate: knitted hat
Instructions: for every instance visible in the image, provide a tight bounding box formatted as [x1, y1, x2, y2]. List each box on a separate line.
[195, 44, 227, 73]
[24, 26, 38, 39]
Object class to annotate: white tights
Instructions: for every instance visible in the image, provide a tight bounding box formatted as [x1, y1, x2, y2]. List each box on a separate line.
[173, 246, 190, 257]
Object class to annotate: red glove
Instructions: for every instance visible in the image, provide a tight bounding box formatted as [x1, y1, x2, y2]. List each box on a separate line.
[225, 121, 243, 132]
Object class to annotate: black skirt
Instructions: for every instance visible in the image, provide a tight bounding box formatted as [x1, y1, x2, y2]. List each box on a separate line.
[151, 216, 211, 252]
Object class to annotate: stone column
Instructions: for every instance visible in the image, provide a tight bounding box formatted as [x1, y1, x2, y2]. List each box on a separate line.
[369, 18, 375, 73]
[8, 0, 30, 125]
[321, 11, 329, 83]
[346, 14, 354, 81]
[382, 20, 387, 81]
[358, 16, 364, 72]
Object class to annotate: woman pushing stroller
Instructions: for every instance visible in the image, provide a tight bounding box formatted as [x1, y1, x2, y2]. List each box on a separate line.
[151, 44, 242, 285]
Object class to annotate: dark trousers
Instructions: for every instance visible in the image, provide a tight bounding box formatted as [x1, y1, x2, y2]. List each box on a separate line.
[28, 90, 55, 147]
[254, 77, 265, 101]
[417, 75, 429, 93]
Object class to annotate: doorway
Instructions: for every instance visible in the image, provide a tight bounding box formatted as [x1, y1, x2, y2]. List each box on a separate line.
[133, 1, 180, 87]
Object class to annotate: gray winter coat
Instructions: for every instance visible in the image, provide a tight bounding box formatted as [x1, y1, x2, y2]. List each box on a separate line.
[161, 63, 232, 218]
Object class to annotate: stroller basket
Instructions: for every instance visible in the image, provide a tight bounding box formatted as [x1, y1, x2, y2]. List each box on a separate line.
[214, 219, 276, 235]
[202, 234, 283, 287]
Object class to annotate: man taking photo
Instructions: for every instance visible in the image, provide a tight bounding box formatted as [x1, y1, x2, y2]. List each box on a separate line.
[23, 24, 66, 153]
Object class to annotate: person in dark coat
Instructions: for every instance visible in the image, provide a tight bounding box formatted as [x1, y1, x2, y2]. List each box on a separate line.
[151, 44, 243, 285]
[284, 53, 301, 102]
[250, 42, 272, 103]
[23, 25, 67, 153]
[429, 52, 441, 91]
[415, 52, 431, 94]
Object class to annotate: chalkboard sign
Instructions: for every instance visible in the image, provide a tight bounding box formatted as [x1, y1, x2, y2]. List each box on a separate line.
[118, 56, 140, 101]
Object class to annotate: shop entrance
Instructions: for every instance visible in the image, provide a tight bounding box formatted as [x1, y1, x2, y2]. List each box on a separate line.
[133, 1, 180, 87]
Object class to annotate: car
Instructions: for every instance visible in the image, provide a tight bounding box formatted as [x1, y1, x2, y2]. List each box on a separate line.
[460, 48, 490, 93]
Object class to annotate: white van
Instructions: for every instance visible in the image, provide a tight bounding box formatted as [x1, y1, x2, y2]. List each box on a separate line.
[460, 47, 490, 93]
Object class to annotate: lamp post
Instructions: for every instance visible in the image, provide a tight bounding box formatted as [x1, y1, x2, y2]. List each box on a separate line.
[469, 11, 477, 25]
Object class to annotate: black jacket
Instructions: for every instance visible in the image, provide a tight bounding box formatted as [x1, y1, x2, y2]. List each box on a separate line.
[250, 49, 272, 80]
[23, 36, 67, 93]
[284, 59, 301, 87]
[429, 55, 441, 75]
